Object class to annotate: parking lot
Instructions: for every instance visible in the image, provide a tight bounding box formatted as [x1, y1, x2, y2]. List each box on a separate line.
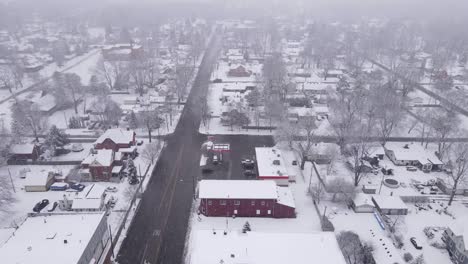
[199, 135, 274, 181]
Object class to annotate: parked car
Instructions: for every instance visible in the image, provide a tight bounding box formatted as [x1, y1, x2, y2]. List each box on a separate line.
[105, 186, 118, 193]
[406, 166, 418, 172]
[71, 143, 84, 152]
[129, 177, 139, 185]
[50, 183, 69, 191]
[70, 183, 85, 192]
[33, 199, 49, 213]
[244, 170, 256, 177]
[212, 154, 219, 165]
[241, 159, 255, 169]
[410, 237, 423, 250]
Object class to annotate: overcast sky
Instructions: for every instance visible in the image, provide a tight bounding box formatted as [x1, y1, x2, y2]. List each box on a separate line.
[2, 0, 468, 21]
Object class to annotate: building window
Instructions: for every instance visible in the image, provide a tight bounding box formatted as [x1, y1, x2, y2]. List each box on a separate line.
[208, 200, 212, 205]
[261, 201, 266, 206]
[267, 210, 271, 214]
[256, 210, 260, 215]
[251, 201, 255, 206]
[220, 200, 226, 205]
[234, 200, 240, 206]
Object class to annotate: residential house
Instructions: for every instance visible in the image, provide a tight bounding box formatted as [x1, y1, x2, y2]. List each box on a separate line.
[8, 144, 40, 163]
[95, 128, 136, 152]
[443, 218, 468, 264]
[198, 180, 295, 218]
[384, 142, 444, 172]
[227, 65, 251, 77]
[352, 193, 375, 213]
[81, 149, 115, 181]
[372, 195, 408, 215]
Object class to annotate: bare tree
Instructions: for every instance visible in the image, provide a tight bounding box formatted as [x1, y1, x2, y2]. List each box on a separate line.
[0, 67, 14, 93]
[175, 64, 192, 104]
[274, 120, 299, 149]
[347, 140, 371, 187]
[327, 177, 356, 202]
[370, 84, 403, 145]
[337, 231, 375, 264]
[95, 59, 129, 91]
[11, 100, 46, 142]
[142, 141, 162, 165]
[309, 182, 325, 204]
[446, 143, 468, 206]
[297, 115, 317, 169]
[139, 107, 164, 142]
[90, 96, 122, 127]
[430, 110, 458, 160]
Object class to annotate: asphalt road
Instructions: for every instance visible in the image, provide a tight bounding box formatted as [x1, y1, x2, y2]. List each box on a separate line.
[116, 32, 221, 264]
[116, 29, 277, 264]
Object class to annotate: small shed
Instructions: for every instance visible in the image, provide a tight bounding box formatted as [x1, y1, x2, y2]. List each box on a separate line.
[352, 193, 375, 213]
[24, 171, 54, 192]
[372, 195, 408, 215]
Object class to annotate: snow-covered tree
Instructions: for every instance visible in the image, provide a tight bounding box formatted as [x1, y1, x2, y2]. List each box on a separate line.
[43, 125, 69, 156]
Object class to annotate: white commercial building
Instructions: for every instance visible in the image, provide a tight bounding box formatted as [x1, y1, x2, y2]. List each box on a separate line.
[0, 213, 110, 264]
[255, 147, 290, 186]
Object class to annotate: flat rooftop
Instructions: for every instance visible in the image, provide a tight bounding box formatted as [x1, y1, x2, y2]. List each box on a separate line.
[189, 230, 347, 264]
[0, 213, 105, 264]
[255, 147, 288, 179]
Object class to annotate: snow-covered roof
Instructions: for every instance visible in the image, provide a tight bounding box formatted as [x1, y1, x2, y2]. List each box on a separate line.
[95, 128, 134, 145]
[353, 193, 375, 208]
[255, 147, 289, 179]
[0, 213, 105, 264]
[34, 94, 56, 112]
[199, 180, 278, 200]
[80, 184, 106, 199]
[384, 142, 443, 165]
[10, 144, 36, 155]
[449, 216, 468, 251]
[189, 230, 347, 264]
[72, 198, 102, 210]
[276, 186, 295, 208]
[24, 171, 51, 186]
[82, 149, 114, 167]
[372, 195, 408, 210]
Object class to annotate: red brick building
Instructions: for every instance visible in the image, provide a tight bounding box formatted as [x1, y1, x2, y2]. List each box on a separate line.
[198, 180, 295, 218]
[95, 128, 136, 152]
[81, 149, 115, 181]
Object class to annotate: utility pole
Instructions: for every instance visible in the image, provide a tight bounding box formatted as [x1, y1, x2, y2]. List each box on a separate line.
[8, 168, 15, 193]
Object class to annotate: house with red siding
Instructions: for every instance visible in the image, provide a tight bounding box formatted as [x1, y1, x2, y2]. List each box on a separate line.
[95, 128, 136, 152]
[198, 180, 295, 218]
[8, 144, 40, 163]
[255, 147, 290, 186]
[80, 150, 115, 181]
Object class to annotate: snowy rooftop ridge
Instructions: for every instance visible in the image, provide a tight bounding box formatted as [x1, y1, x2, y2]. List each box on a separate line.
[384, 142, 443, 165]
[95, 128, 134, 145]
